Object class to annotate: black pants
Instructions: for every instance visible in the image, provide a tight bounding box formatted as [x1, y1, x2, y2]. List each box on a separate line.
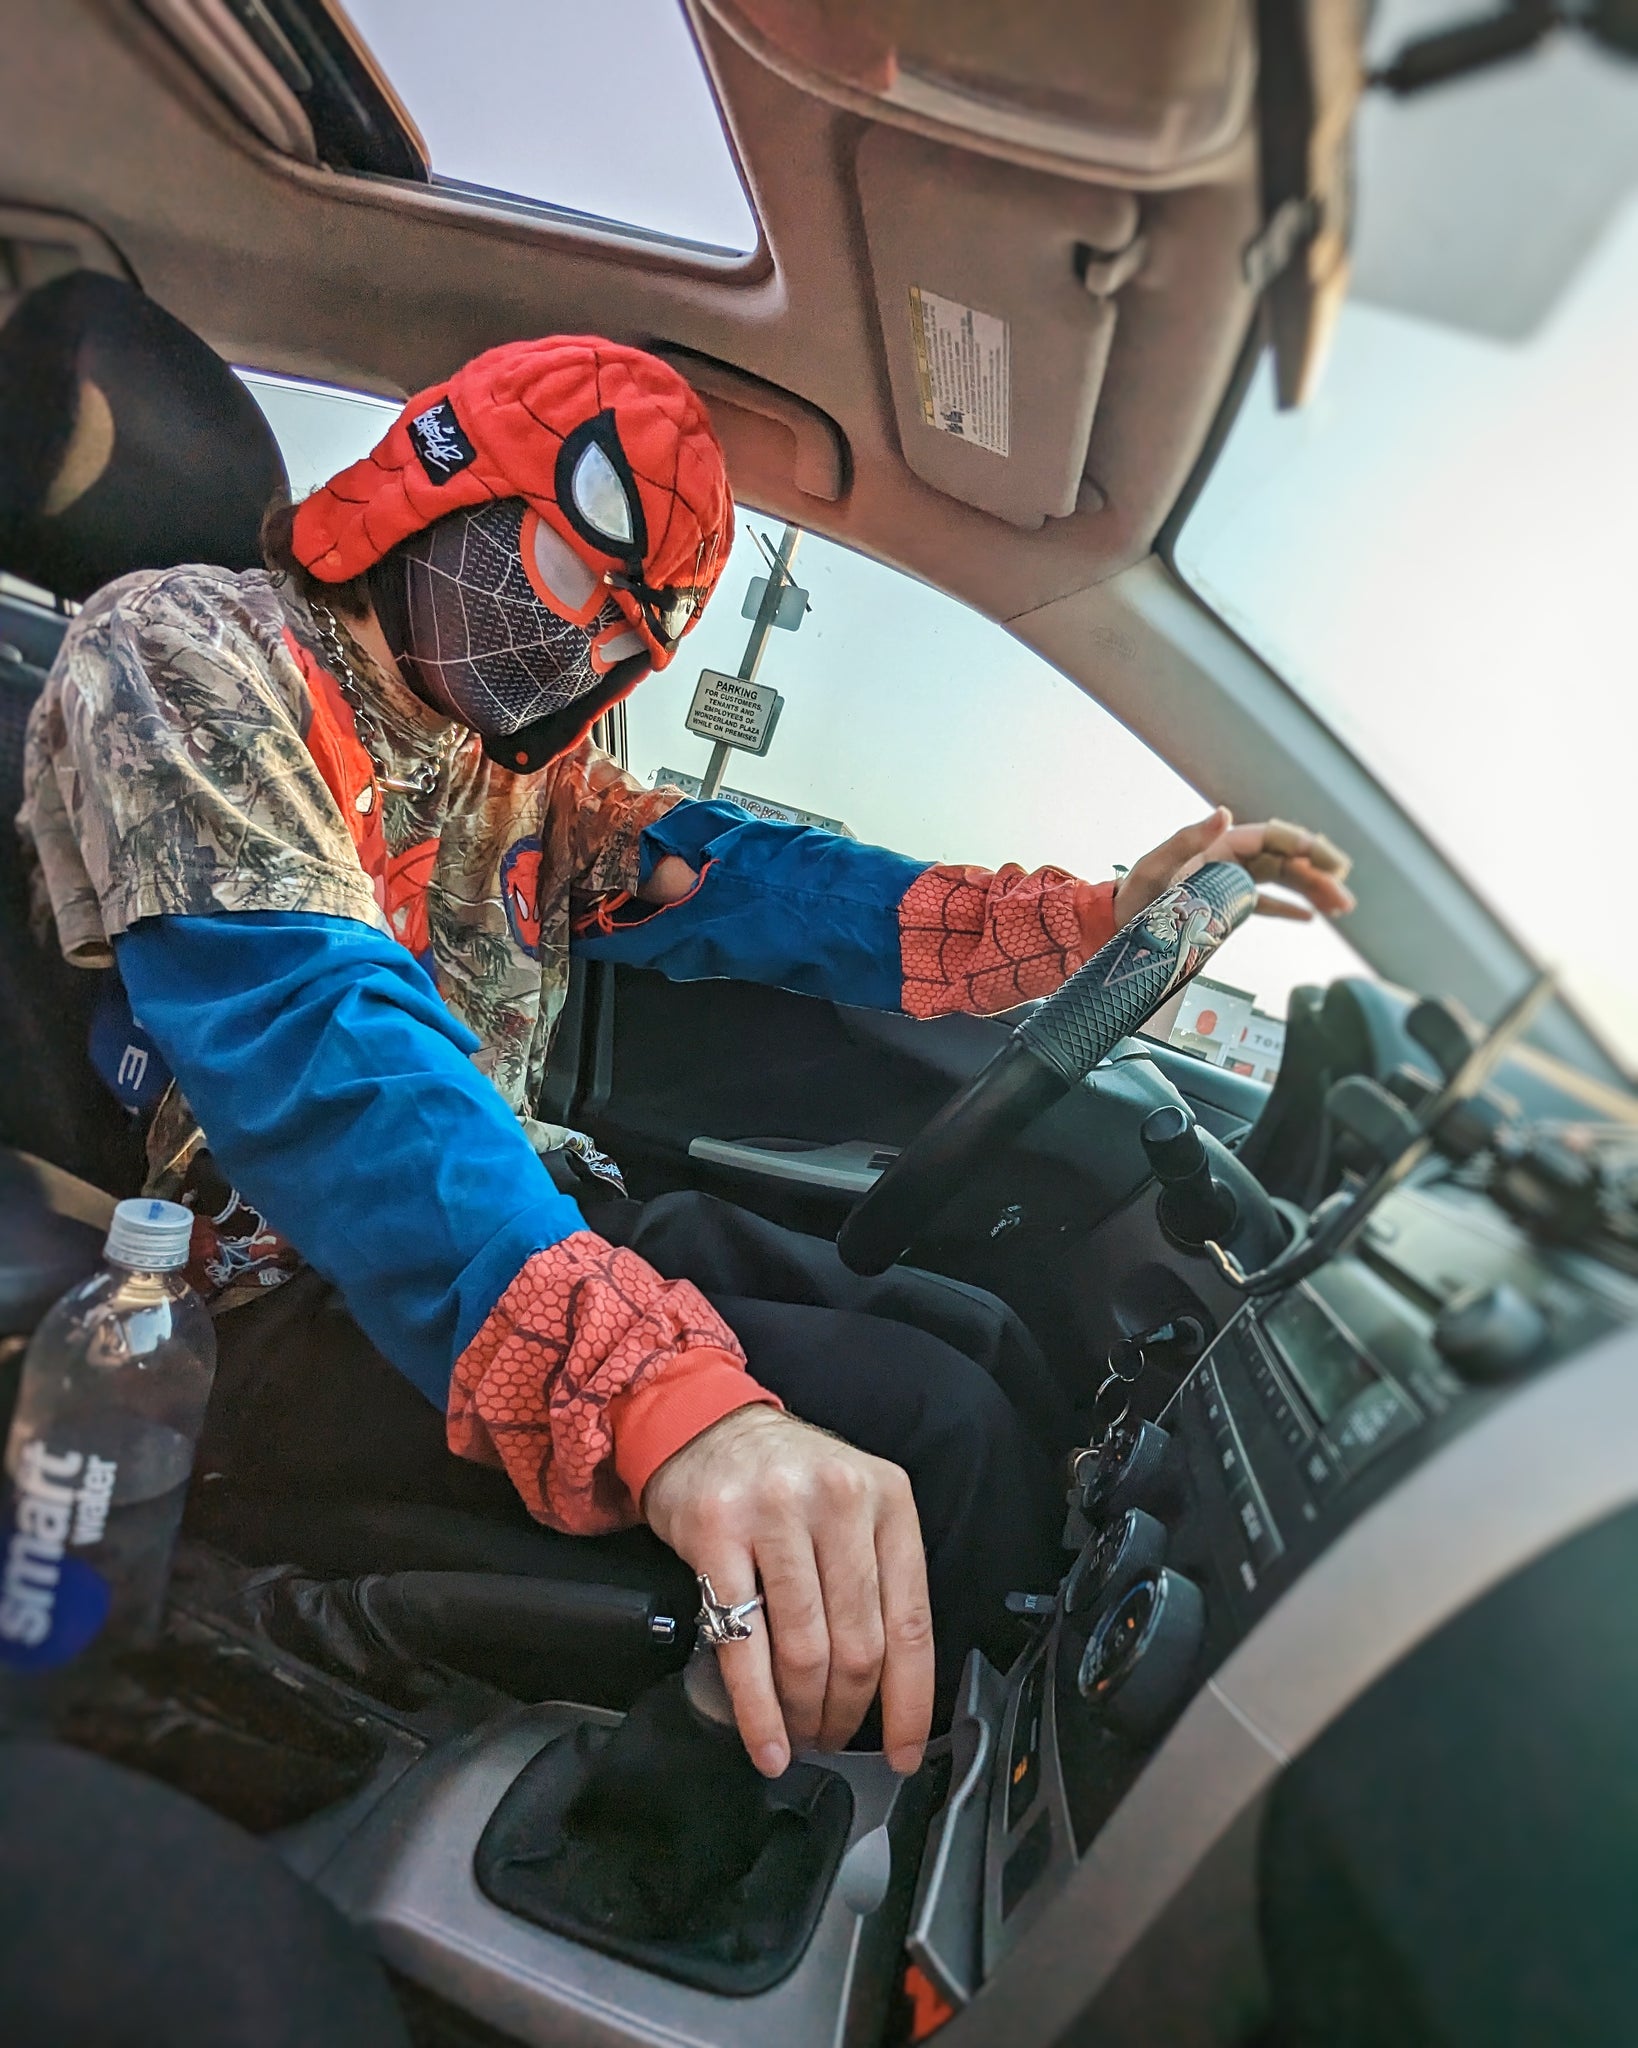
[194, 1192, 1066, 1716]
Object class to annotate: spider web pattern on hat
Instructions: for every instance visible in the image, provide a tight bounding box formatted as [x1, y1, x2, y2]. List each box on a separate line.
[402, 498, 622, 736]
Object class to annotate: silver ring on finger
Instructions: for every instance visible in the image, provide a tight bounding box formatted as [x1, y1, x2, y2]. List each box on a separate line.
[695, 1571, 765, 1646]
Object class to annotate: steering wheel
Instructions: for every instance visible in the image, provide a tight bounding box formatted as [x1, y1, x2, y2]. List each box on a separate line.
[837, 861, 1259, 1275]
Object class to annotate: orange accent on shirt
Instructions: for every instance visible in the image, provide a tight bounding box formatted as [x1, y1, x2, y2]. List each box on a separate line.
[571, 856, 712, 940]
[283, 628, 383, 878]
[283, 627, 437, 954]
[899, 864, 1119, 1019]
[446, 1230, 774, 1534]
[385, 836, 438, 955]
[612, 1347, 781, 1508]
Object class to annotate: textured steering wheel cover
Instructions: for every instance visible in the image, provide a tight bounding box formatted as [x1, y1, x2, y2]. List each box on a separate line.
[1018, 863, 1258, 1086]
[837, 863, 1257, 1275]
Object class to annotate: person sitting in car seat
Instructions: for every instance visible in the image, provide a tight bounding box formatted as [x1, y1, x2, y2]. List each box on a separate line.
[17, 331, 1352, 1778]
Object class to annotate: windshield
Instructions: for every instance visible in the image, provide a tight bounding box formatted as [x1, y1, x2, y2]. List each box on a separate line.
[1175, 15, 1638, 1069]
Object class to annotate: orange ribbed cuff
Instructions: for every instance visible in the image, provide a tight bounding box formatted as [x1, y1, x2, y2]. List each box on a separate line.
[612, 1348, 782, 1508]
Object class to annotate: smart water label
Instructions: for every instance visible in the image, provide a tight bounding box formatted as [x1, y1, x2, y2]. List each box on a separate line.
[0, 1441, 114, 1668]
[908, 286, 1012, 457]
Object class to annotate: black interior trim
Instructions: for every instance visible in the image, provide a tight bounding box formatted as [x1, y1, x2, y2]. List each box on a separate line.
[227, 1, 428, 181]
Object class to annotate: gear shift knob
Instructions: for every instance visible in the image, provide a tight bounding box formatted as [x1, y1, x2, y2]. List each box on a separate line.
[683, 1639, 738, 1731]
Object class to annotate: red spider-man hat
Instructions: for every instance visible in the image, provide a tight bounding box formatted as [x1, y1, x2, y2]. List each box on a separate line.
[291, 336, 733, 672]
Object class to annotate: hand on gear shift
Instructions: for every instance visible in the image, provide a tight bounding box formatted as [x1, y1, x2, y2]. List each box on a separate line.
[642, 1405, 934, 1778]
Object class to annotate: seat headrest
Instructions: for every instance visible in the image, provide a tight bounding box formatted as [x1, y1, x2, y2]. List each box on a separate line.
[0, 272, 288, 602]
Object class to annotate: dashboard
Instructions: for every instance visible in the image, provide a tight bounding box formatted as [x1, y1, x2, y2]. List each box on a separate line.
[904, 1159, 1638, 2044]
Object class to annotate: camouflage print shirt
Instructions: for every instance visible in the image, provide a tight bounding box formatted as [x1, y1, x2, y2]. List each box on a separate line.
[17, 563, 683, 1303]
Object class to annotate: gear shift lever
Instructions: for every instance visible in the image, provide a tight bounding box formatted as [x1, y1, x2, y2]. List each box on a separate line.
[474, 1609, 856, 1991]
[552, 1640, 780, 1931]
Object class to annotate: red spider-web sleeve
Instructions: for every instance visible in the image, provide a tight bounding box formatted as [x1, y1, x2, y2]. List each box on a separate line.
[447, 1232, 779, 1534]
[899, 863, 1120, 1019]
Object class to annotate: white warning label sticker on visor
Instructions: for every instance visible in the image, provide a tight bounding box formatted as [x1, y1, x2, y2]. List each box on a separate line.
[908, 286, 1011, 458]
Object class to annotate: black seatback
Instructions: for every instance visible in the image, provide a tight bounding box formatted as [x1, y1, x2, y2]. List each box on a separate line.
[0, 273, 288, 1186]
[0, 597, 143, 1188]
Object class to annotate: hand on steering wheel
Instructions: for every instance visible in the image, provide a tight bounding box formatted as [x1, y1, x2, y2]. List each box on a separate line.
[839, 859, 1265, 1275]
[1115, 807, 1355, 929]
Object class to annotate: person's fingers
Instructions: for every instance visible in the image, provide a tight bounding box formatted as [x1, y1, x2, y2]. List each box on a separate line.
[1225, 821, 1297, 869]
[1239, 839, 1355, 916]
[1253, 889, 1314, 922]
[873, 1467, 936, 1775]
[753, 1517, 831, 1754]
[699, 1546, 790, 1778]
[810, 1460, 887, 1751]
[1156, 805, 1233, 878]
[1259, 820, 1352, 882]
[1280, 855, 1356, 915]
[1307, 833, 1352, 882]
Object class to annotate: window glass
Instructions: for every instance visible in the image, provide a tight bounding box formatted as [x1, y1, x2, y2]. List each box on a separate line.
[625, 519, 1368, 1072]
[1174, 17, 1638, 1067]
[342, 0, 759, 255]
[236, 370, 399, 497]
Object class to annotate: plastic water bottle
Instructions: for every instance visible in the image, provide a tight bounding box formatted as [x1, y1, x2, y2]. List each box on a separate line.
[0, 1198, 215, 1690]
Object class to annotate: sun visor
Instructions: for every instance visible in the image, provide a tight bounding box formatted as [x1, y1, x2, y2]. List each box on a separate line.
[700, 0, 1254, 183]
[856, 128, 1141, 530]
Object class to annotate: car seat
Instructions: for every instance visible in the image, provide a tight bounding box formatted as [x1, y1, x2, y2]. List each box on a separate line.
[0, 270, 288, 1337]
[0, 272, 694, 1682]
[0, 270, 284, 1198]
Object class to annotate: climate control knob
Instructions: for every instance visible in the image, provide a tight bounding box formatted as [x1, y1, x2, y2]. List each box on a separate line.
[1077, 1568, 1205, 1739]
[1074, 1419, 1176, 1521]
[1064, 1508, 1167, 1618]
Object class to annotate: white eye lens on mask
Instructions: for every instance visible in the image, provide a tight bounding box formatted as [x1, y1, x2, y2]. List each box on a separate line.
[568, 439, 637, 548]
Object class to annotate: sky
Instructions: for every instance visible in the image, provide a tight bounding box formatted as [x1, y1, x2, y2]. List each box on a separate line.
[340, 0, 758, 251]
[242, 1, 1638, 1056]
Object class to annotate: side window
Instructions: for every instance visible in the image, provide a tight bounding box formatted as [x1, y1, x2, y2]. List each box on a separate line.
[236, 370, 400, 497]
[624, 520, 1369, 1077]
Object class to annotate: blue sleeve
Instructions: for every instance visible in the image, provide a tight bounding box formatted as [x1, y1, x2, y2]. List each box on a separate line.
[572, 798, 927, 1011]
[114, 912, 588, 1406]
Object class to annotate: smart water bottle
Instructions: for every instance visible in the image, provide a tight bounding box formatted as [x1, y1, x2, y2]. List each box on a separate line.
[0, 1198, 215, 1684]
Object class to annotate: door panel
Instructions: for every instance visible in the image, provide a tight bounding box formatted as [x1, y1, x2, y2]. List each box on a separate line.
[565, 963, 1266, 1289]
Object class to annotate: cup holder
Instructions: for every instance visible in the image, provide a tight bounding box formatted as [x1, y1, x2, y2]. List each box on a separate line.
[56, 1636, 383, 1833]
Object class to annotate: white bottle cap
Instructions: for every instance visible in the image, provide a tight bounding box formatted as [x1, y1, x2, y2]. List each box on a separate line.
[104, 1197, 195, 1272]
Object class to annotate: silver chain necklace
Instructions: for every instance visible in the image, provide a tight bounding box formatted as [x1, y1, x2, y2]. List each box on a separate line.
[308, 598, 455, 800]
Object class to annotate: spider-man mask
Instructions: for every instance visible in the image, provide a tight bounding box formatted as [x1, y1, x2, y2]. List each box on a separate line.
[384, 497, 651, 773]
[293, 335, 733, 776]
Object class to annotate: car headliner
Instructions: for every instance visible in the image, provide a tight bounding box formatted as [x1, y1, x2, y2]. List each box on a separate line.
[0, 0, 1261, 625]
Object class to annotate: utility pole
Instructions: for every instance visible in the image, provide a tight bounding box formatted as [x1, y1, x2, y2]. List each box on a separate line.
[699, 523, 802, 801]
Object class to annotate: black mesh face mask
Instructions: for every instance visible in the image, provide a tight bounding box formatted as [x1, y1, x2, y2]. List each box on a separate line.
[392, 497, 649, 771]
